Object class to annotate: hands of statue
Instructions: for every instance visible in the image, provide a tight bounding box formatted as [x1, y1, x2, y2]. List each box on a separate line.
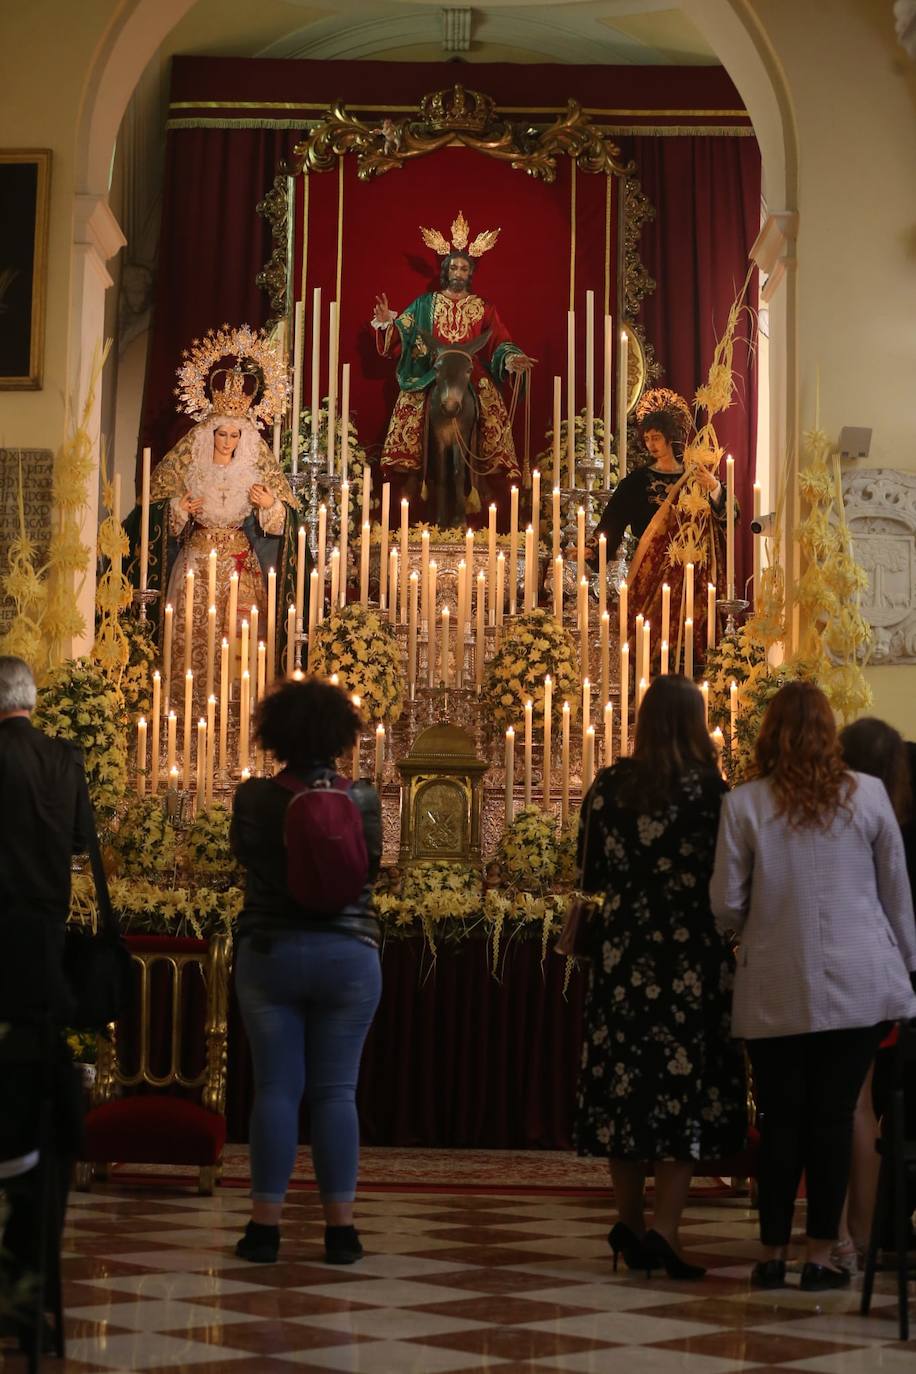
[372, 292, 397, 327]
[689, 466, 721, 496]
[180, 494, 204, 516]
[249, 483, 275, 510]
[506, 354, 535, 375]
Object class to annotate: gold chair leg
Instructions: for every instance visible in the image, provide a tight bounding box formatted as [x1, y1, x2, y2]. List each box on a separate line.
[198, 1165, 216, 1196]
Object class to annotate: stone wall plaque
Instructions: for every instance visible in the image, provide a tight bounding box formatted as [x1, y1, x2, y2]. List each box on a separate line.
[842, 467, 916, 664]
[0, 447, 54, 638]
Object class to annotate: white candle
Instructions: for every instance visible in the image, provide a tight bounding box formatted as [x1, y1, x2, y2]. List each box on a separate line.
[307, 570, 318, 667]
[495, 552, 505, 634]
[542, 674, 553, 807]
[139, 447, 151, 593]
[566, 310, 576, 488]
[661, 638, 669, 675]
[379, 482, 390, 610]
[329, 547, 340, 616]
[598, 533, 607, 624]
[465, 528, 475, 606]
[183, 568, 195, 675]
[427, 561, 438, 686]
[561, 700, 571, 826]
[684, 617, 694, 679]
[316, 504, 327, 623]
[239, 670, 250, 773]
[150, 671, 161, 793]
[524, 698, 533, 805]
[637, 675, 648, 710]
[476, 570, 486, 689]
[207, 545, 217, 610]
[295, 527, 306, 627]
[548, 374, 560, 488]
[239, 617, 249, 697]
[206, 694, 216, 804]
[585, 289, 595, 452]
[408, 570, 419, 695]
[136, 717, 147, 796]
[635, 613, 644, 672]
[420, 528, 430, 625]
[603, 700, 614, 767]
[618, 580, 628, 656]
[603, 314, 613, 486]
[505, 726, 515, 827]
[617, 329, 628, 479]
[488, 504, 497, 624]
[388, 549, 398, 626]
[685, 562, 695, 634]
[577, 506, 586, 589]
[400, 498, 409, 623]
[753, 480, 762, 609]
[582, 675, 591, 738]
[267, 567, 277, 681]
[553, 555, 564, 622]
[456, 560, 467, 687]
[707, 581, 717, 652]
[206, 603, 216, 699]
[183, 670, 193, 787]
[249, 605, 259, 690]
[339, 483, 349, 608]
[340, 364, 350, 481]
[166, 709, 177, 780]
[219, 637, 229, 770]
[310, 285, 322, 444]
[661, 582, 671, 652]
[374, 722, 385, 785]
[730, 678, 739, 759]
[579, 575, 589, 678]
[285, 605, 295, 678]
[583, 724, 595, 791]
[600, 610, 609, 703]
[290, 299, 304, 474]
[326, 299, 338, 476]
[360, 521, 370, 607]
[531, 469, 541, 549]
[701, 679, 709, 727]
[726, 454, 735, 600]
[195, 718, 206, 796]
[642, 620, 651, 686]
[523, 525, 534, 611]
[509, 486, 519, 615]
[620, 642, 629, 756]
[552, 487, 562, 564]
[162, 603, 173, 712]
[440, 605, 450, 688]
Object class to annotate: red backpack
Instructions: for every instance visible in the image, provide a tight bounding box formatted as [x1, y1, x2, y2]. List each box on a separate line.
[275, 770, 369, 913]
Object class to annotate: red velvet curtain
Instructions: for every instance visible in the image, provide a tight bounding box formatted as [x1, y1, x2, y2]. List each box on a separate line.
[629, 135, 761, 600]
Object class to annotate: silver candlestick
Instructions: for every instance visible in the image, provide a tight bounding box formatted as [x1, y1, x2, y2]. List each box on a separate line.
[132, 587, 160, 624]
[716, 597, 750, 639]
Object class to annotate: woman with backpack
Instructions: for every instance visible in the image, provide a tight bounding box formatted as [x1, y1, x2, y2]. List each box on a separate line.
[230, 677, 382, 1266]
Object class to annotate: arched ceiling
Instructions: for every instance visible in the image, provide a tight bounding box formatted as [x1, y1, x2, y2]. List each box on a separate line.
[160, 0, 719, 67]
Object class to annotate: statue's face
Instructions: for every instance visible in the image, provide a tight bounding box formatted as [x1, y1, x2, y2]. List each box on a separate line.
[213, 424, 242, 458]
[643, 427, 674, 464]
[445, 257, 472, 293]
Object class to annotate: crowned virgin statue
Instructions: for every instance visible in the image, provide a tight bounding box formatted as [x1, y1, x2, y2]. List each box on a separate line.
[126, 326, 300, 682]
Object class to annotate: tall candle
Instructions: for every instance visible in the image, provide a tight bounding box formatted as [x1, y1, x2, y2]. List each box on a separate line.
[509, 486, 519, 615]
[599, 610, 609, 703]
[642, 620, 651, 686]
[585, 289, 595, 455]
[684, 617, 694, 679]
[583, 724, 595, 791]
[635, 613, 644, 671]
[219, 637, 229, 770]
[618, 580, 628, 654]
[553, 555, 564, 621]
[206, 694, 216, 804]
[579, 576, 589, 678]
[495, 552, 505, 633]
[505, 726, 515, 827]
[420, 528, 430, 625]
[166, 710, 177, 780]
[603, 314, 613, 486]
[707, 581, 717, 652]
[576, 506, 586, 588]
[361, 463, 371, 529]
[661, 639, 669, 675]
[582, 675, 591, 737]
[150, 671, 161, 793]
[440, 605, 450, 688]
[206, 603, 216, 699]
[239, 670, 250, 773]
[388, 549, 398, 626]
[136, 717, 147, 796]
[329, 547, 340, 616]
[267, 567, 277, 681]
[637, 676, 648, 710]
[617, 329, 629, 479]
[531, 469, 541, 548]
[400, 498, 409, 623]
[598, 534, 607, 623]
[408, 570, 419, 695]
[465, 528, 475, 607]
[306, 570, 318, 667]
[523, 525, 534, 611]
[726, 454, 735, 599]
[360, 521, 370, 606]
[427, 561, 438, 686]
[379, 483, 390, 609]
[730, 678, 739, 759]
[456, 560, 467, 686]
[183, 568, 194, 675]
[338, 484, 349, 608]
[552, 487, 561, 563]
[476, 570, 486, 689]
[340, 364, 350, 480]
[295, 527, 306, 627]
[162, 603, 174, 711]
[753, 480, 762, 609]
[523, 698, 533, 805]
[196, 718, 206, 798]
[316, 504, 327, 623]
[685, 562, 695, 634]
[542, 674, 553, 807]
[139, 447, 151, 592]
[326, 300, 338, 475]
[566, 311, 576, 488]
[290, 299, 304, 474]
[285, 605, 295, 678]
[701, 679, 709, 727]
[183, 670, 193, 787]
[310, 285, 322, 443]
[561, 700, 571, 827]
[620, 642, 629, 756]
[374, 722, 385, 785]
[552, 375, 562, 485]
[603, 700, 614, 767]
[207, 546, 217, 610]
[249, 605, 259, 690]
[661, 582, 671, 652]
[487, 504, 497, 623]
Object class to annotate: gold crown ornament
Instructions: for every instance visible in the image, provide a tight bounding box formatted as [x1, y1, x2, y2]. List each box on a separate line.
[420, 211, 500, 261]
[174, 324, 288, 428]
[635, 387, 692, 444]
[419, 86, 495, 135]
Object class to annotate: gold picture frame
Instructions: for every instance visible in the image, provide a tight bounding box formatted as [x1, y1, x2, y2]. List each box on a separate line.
[0, 149, 51, 389]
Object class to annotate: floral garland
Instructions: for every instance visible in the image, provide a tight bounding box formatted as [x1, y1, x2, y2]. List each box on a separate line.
[70, 871, 242, 941]
[185, 804, 241, 889]
[481, 609, 579, 732]
[117, 615, 157, 721]
[113, 796, 179, 880]
[34, 659, 128, 821]
[309, 603, 403, 723]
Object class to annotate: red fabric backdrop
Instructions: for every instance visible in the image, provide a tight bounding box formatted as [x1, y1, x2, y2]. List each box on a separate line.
[142, 58, 759, 579]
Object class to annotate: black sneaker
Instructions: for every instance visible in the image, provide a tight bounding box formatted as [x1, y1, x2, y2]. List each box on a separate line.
[235, 1220, 280, 1263]
[325, 1224, 364, 1265]
[800, 1262, 851, 1292]
[751, 1259, 787, 1289]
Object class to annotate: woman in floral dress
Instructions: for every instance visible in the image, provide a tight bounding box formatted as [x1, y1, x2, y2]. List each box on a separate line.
[575, 675, 747, 1279]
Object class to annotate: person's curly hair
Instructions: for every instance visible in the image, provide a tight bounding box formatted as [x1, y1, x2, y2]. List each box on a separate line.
[753, 681, 855, 829]
[254, 676, 363, 771]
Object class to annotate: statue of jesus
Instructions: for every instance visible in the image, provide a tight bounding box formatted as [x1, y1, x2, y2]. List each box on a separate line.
[371, 212, 533, 520]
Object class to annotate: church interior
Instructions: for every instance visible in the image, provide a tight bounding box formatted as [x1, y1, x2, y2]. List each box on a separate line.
[2, 1, 916, 1369]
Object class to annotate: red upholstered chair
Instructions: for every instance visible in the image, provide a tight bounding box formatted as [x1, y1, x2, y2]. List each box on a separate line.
[77, 934, 231, 1195]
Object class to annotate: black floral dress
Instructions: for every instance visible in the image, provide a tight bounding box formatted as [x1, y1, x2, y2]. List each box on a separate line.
[574, 761, 747, 1162]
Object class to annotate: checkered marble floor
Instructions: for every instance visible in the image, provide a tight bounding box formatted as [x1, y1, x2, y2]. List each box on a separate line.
[3, 1170, 912, 1372]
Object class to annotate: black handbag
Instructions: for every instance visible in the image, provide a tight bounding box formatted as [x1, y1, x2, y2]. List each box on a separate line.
[63, 821, 133, 1030]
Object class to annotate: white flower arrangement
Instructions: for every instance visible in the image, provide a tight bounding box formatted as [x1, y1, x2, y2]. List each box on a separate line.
[310, 603, 404, 723]
[481, 609, 579, 732]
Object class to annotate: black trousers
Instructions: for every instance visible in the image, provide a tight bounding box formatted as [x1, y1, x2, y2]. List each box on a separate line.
[748, 1025, 885, 1247]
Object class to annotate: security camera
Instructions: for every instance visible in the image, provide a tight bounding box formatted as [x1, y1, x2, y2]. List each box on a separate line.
[750, 512, 777, 536]
[838, 426, 871, 459]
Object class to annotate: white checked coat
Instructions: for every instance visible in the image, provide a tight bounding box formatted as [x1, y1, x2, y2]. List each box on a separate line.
[710, 771, 916, 1040]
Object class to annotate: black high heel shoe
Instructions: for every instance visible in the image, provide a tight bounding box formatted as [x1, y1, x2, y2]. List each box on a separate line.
[608, 1222, 648, 1273]
[643, 1228, 706, 1280]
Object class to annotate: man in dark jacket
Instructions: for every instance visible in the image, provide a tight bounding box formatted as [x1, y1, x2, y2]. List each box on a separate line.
[0, 655, 95, 1349]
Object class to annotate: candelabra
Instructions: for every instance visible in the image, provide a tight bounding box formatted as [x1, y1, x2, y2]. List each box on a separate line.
[716, 597, 750, 639]
[132, 587, 160, 624]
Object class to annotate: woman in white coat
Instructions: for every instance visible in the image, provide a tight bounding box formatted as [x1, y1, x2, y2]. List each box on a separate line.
[710, 682, 916, 1292]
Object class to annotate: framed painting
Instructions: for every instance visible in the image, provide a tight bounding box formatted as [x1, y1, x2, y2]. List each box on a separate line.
[0, 150, 51, 389]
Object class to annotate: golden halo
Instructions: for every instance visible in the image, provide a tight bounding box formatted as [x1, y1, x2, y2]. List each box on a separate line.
[635, 387, 692, 442]
[174, 324, 288, 429]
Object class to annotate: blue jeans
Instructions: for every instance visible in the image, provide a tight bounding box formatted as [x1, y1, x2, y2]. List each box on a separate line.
[235, 930, 381, 1204]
